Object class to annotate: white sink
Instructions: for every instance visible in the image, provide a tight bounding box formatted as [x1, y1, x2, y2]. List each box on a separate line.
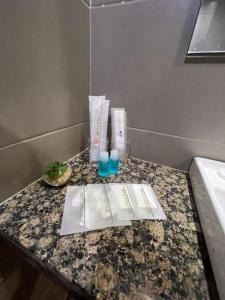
[189, 157, 225, 300]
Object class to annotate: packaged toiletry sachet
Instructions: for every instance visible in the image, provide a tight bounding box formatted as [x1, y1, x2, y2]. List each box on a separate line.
[108, 183, 166, 221]
[126, 184, 167, 220]
[86, 184, 131, 230]
[60, 186, 86, 235]
[60, 185, 131, 235]
[89, 96, 110, 161]
[60, 184, 166, 236]
[111, 108, 127, 161]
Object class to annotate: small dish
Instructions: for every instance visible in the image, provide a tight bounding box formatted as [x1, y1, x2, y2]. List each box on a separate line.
[43, 160, 72, 187]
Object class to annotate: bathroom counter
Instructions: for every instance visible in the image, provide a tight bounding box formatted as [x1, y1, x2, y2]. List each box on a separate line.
[0, 151, 213, 299]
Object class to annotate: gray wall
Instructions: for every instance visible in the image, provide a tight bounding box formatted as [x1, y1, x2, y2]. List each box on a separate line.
[91, 0, 225, 170]
[0, 0, 90, 201]
[2, 0, 225, 200]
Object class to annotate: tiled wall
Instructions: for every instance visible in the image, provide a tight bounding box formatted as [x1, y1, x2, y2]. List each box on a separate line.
[91, 0, 225, 170]
[0, 0, 90, 201]
[2, 0, 225, 201]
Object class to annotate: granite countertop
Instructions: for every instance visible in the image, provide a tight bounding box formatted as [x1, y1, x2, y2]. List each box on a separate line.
[0, 151, 214, 299]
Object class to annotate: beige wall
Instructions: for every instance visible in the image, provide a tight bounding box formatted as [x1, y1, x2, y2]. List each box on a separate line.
[0, 0, 90, 201]
[91, 0, 225, 170]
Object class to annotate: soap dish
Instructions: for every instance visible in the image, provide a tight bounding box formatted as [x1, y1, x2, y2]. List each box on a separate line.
[43, 160, 72, 187]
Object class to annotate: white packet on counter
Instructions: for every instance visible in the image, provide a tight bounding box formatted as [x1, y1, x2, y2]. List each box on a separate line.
[85, 184, 131, 230]
[125, 184, 153, 219]
[125, 184, 166, 220]
[126, 184, 157, 219]
[111, 108, 127, 161]
[108, 183, 135, 220]
[85, 184, 113, 230]
[109, 183, 166, 221]
[60, 186, 86, 235]
[104, 184, 132, 227]
[60, 184, 131, 235]
[141, 184, 166, 220]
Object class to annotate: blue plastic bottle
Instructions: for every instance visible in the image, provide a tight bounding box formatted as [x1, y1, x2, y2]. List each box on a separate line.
[98, 151, 109, 177]
[109, 150, 119, 175]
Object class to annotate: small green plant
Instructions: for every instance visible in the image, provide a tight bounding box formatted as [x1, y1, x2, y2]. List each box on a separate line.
[45, 161, 67, 180]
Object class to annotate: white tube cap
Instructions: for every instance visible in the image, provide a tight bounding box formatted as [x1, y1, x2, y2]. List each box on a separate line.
[99, 151, 109, 162]
[110, 149, 119, 161]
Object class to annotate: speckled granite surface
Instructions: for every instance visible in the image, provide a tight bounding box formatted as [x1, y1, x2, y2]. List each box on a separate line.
[0, 151, 214, 299]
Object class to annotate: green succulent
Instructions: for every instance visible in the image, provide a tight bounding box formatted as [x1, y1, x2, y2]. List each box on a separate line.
[45, 161, 67, 180]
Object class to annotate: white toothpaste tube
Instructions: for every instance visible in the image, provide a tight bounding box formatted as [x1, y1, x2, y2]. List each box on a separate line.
[89, 96, 109, 161]
[89, 95, 106, 144]
[111, 108, 127, 161]
[99, 100, 110, 153]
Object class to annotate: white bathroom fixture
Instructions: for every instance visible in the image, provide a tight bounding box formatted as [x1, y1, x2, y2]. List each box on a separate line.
[189, 157, 225, 300]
